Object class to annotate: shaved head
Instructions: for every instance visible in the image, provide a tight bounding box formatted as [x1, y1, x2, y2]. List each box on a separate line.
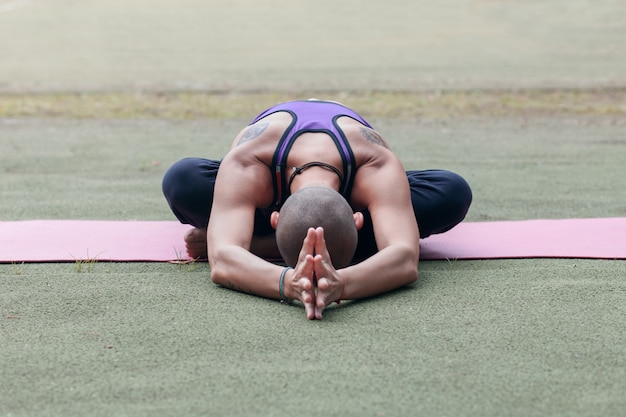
[275, 187, 357, 268]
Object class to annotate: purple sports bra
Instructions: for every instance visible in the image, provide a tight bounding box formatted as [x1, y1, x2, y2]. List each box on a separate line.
[249, 100, 373, 206]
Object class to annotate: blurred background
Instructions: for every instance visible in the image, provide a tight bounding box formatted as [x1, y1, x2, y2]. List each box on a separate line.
[2, 0, 625, 93]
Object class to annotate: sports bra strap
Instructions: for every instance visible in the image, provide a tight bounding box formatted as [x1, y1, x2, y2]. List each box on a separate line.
[287, 162, 344, 192]
[250, 100, 370, 206]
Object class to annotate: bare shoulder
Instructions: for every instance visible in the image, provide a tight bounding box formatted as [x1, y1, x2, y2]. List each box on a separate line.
[230, 112, 293, 149]
[334, 119, 407, 208]
[215, 146, 274, 208]
[354, 125, 392, 150]
[337, 118, 392, 151]
[350, 152, 408, 210]
[350, 147, 418, 248]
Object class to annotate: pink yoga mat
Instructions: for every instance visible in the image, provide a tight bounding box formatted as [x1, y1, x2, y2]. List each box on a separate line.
[419, 217, 626, 260]
[1, 218, 625, 263]
[0, 220, 191, 263]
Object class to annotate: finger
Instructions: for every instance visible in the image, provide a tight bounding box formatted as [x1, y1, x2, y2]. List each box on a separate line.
[295, 259, 317, 320]
[313, 253, 332, 284]
[313, 227, 331, 260]
[301, 289, 315, 319]
[299, 277, 317, 320]
[317, 276, 330, 291]
[299, 254, 316, 280]
[285, 254, 314, 301]
[314, 305, 324, 320]
[316, 275, 342, 311]
[316, 277, 331, 307]
[298, 228, 317, 263]
[298, 276, 313, 292]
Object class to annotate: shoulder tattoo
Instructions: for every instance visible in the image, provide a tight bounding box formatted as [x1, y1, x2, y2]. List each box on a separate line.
[237, 122, 269, 146]
[359, 127, 390, 149]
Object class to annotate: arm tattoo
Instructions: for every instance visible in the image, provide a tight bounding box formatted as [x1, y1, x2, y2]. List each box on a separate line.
[237, 122, 269, 146]
[359, 127, 390, 149]
[224, 281, 257, 297]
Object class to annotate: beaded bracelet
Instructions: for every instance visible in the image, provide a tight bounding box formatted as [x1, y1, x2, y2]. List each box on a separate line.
[279, 266, 294, 304]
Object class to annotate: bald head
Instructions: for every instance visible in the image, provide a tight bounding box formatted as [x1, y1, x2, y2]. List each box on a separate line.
[275, 187, 358, 268]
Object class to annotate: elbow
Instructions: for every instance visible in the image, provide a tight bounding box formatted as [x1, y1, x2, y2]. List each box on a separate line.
[207, 249, 228, 286]
[208, 244, 247, 287]
[406, 266, 419, 286]
[210, 265, 226, 286]
[211, 268, 224, 285]
[208, 244, 246, 287]
[398, 244, 419, 285]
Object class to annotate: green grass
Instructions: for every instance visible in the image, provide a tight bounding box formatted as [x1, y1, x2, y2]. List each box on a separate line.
[1, 259, 624, 417]
[2, 0, 625, 414]
[2, 109, 625, 417]
[2, 88, 625, 120]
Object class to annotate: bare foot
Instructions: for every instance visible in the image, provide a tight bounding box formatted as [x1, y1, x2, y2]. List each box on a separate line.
[184, 228, 208, 259]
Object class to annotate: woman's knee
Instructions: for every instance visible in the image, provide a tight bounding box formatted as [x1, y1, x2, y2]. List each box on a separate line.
[432, 170, 472, 234]
[407, 169, 473, 236]
[162, 158, 220, 227]
[442, 171, 473, 215]
[162, 158, 218, 203]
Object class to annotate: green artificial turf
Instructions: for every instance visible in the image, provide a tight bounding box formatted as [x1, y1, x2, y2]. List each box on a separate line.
[1, 89, 625, 120]
[1, 0, 625, 416]
[1, 259, 625, 417]
[1, 115, 625, 417]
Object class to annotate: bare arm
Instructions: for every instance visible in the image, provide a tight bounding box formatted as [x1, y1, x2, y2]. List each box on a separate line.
[206, 152, 319, 317]
[206, 152, 280, 296]
[315, 155, 420, 311]
[249, 233, 281, 260]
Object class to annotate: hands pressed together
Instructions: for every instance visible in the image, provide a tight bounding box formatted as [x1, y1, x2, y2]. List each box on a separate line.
[284, 227, 344, 320]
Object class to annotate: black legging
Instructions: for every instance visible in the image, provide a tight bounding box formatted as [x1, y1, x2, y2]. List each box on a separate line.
[162, 157, 473, 259]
